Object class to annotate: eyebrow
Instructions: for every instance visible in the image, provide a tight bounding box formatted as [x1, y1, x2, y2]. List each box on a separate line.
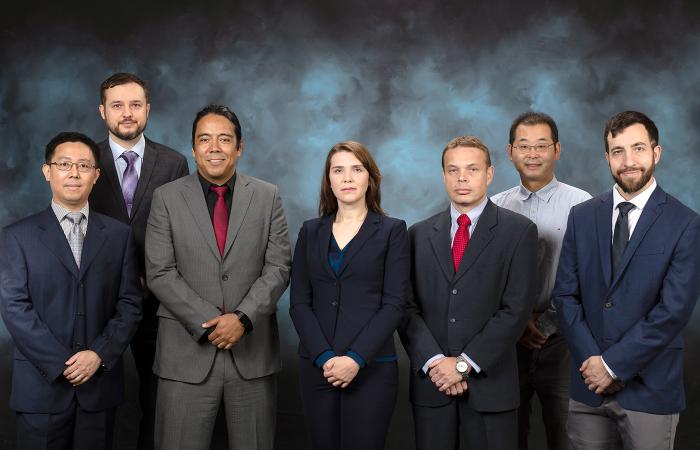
[331, 164, 363, 169]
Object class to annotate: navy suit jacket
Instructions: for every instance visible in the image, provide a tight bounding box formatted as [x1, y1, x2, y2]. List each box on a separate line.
[554, 185, 700, 413]
[0, 207, 142, 413]
[289, 211, 410, 364]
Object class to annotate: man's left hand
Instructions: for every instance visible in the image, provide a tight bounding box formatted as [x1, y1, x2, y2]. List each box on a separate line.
[202, 314, 245, 350]
[64, 350, 102, 386]
[580, 356, 623, 395]
[428, 357, 465, 393]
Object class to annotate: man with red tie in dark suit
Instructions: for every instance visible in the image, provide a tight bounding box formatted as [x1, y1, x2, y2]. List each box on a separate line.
[400, 136, 538, 449]
[1, 132, 142, 449]
[89, 73, 188, 450]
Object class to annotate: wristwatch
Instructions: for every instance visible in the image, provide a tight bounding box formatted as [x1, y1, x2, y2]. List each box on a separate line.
[455, 355, 470, 380]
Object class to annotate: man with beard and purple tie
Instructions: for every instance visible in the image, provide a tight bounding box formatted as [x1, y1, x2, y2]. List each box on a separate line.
[89, 72, 189, 450]
[554, 111, 700, 449]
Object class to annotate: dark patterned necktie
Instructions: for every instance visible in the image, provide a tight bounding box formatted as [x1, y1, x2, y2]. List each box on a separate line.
[612, 202, 635, 276]
[65, 212, 84, 267]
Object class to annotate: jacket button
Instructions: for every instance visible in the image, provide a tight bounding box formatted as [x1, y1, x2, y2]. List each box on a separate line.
[331, 301, 338, 307]
[604, 302, 613, 309]
[452, 289, 458, 295]
[222, 274, 229, 281]
[449, 318, 456, 323]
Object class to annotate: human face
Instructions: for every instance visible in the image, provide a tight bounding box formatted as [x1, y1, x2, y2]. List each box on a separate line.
[442, 146, 494, 213]
[42, 142, 100, 211]
[605, 123, 660, 199]
[329, 151, 369, 208]
[508, 123, 560, 190]
[99, 82, 150, 144]
[192, 113, 243, 184]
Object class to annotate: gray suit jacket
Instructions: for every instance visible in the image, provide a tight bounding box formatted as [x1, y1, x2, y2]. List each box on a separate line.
[145, 172, 291, 383]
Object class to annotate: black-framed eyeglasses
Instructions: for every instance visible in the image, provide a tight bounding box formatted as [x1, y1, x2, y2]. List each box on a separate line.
[512, 143, 556, 154]
[48, 161, 97, 173]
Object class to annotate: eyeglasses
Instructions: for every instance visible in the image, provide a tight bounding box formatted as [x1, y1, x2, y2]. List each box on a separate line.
[49, 161, 97, 173]
[512, 143, 556, 154]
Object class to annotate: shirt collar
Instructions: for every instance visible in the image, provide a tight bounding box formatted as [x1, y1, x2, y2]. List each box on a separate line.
[51, 200, 90, 222]
[109, 134, 146, 161]
[612, 177, 657, 212]
[450, 196, 488, 227]
[517, 176, 559, 202]
[198, 171, 236, 195]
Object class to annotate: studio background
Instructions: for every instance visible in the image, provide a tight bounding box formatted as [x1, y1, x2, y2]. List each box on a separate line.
[2, 1, 700, 448]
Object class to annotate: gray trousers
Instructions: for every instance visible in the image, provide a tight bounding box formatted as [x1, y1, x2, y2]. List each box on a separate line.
[154, 350, 277, 450]
[517, 333, 571, 450]
[567, 398, 678, 450]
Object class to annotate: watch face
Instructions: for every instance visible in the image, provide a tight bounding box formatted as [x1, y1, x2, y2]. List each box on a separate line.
[456, 361, 469, 373]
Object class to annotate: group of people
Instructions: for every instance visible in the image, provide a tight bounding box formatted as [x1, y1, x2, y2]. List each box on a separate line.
[1, 71, 699, 450]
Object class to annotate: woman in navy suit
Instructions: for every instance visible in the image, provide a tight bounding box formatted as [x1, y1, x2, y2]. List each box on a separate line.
[290, 141, 410, 450]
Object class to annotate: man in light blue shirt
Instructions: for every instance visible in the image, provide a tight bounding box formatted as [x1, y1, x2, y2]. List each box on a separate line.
[492, 112, 591, 450]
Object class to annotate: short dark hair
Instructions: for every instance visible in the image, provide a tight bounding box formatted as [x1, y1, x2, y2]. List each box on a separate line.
[509, 111, 559, 144]
[191, 104, 242, 146]
[45, 132, 101, 168]
[100, 72, 149, 104]
[441, 136, 491, 168]
[603, 110, 659, 152]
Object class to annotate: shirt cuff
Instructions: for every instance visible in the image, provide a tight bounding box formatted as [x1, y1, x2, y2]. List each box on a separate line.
[601, 356, 618, 380]
[422, 354, 445, 374]
[345, 350, 366, 368]
[461, 353, 481, 373]
[314, 350, 337, 368]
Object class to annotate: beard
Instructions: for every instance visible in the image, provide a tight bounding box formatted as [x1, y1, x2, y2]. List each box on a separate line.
[109, 120, 147, 142]
[612, 161, 655, 195]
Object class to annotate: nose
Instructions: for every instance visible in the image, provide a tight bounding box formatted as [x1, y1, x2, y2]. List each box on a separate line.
[68, 163, 81, 176]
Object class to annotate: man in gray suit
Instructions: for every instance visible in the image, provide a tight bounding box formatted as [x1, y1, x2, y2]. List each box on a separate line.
[145, 104, 292, 450]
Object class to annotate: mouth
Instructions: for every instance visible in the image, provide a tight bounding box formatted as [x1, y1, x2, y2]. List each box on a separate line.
[206, 158, 227, 166]
[619, 168, 641, 177]
[455, 189, 472, 195]
[120, 121, 137, 126]
[64, 184, 82, 190]
[524, 162, 542, 169]
[341, 187, 356, 192]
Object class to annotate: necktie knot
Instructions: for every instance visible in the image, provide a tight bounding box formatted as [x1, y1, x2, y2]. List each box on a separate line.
[120, 151, 138, 166]
[457, 214, 471, 228]
[65, 212, 84, 225]
[211, 185, 228, 198]
[618, 202, 634, 216]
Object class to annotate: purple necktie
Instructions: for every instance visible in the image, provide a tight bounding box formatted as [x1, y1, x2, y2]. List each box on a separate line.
[120, 151, 139, 216]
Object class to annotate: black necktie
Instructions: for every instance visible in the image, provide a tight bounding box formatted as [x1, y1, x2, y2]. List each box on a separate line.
[612, 202, 635, 276]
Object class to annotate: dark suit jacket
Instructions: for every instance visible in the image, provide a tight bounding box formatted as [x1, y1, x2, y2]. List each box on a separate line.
[400, 201, 538, 412]
[0, 207, 142, 413]
[289, 212, 410, 363]
[89, 138, 189, 276]
[553, 185, 700, 414]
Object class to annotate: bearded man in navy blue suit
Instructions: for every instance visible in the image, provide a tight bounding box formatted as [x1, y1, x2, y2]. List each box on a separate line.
[554, 111, 700, 449]
[0, 132, 142, 450]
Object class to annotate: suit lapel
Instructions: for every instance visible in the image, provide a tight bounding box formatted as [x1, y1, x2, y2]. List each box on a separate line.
[223, 173, 253, 258]
[129, 138, 157, 221]
[78, 212, 107, 280]
[454, 201, 496, 283]
[596, 192, 614, 288]
[181, 174, 221, 259]
[38, 208, 79, 278]
[428, 209, 454, 282]
[336, 211, 381, 277]
[99, 143, 129, 219]
[611, 186, 665, 287]
[317, 215, 337, 279]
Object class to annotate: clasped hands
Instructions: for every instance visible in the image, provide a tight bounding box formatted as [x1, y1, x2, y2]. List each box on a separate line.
[580, 355, 623, 395]
[322, 356, 360, 389]
[202, 313, 245, 350]
[428, 357, 468, 396]
[64, 350, 101, 386]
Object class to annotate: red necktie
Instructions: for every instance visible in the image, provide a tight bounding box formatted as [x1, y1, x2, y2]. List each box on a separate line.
[210, 186, 228, 257]
[452, 214, 471, 272]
